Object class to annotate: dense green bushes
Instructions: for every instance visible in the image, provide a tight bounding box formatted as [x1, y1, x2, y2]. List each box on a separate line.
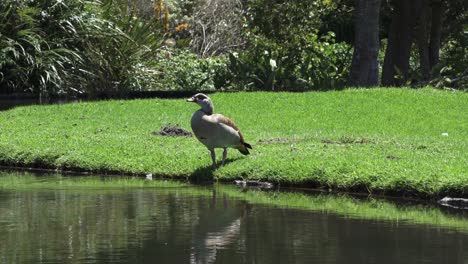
[226, 33, 351, 91]
[433, 32, 468, 90]
[152, 50, 227, 91]
[0, 0, 84, 95]
[0, 0, 354, 95]
[224, 0, 351, 90]
[159, 0, 352, 91]
[82, 2, 163, 96]
[0, 0, 163, 97]
[0, 0, 466, 96]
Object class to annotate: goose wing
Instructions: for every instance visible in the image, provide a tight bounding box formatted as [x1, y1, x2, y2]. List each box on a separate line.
[213, 114, 247, 144]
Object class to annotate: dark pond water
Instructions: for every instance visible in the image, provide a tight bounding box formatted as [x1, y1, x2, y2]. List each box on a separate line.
[0, 174, 467, 264]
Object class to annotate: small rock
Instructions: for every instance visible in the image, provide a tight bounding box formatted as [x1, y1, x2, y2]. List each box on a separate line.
[146, 173, 153, 180]
[441, 132, 449, 136]
[438, 197, 468, 210]
[234, 180, 273, 189]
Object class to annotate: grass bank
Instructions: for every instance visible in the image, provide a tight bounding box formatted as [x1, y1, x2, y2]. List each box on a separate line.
[0, 88, 466, 198]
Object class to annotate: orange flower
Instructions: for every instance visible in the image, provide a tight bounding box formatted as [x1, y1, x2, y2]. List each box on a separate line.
[175, 23, 188, 31]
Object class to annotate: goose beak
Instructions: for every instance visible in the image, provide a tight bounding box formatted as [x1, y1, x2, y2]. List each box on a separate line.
[187, 97, 195, 102]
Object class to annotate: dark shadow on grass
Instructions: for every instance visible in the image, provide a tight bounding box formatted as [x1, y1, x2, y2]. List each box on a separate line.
[189, 166, 214, 183]
[0, 91, 214, 111]
[189, 157, 242, 183]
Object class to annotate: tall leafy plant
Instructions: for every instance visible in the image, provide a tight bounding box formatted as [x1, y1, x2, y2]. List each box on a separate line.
[0, 0, 82, 95]
[73, 0, 164, 96]
[0, 0, 164, 97]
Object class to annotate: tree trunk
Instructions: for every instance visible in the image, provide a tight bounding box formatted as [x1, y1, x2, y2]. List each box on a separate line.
[348, 0, 382, 87]
[382, 0, 422, 86]
[416, 0, 431, 82]
[429, 0, 445, 69]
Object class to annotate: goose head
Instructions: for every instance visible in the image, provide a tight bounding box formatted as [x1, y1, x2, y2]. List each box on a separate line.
[187, 93, 214, 115]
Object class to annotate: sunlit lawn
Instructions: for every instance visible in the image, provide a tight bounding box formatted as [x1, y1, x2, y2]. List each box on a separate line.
[0, 88, 466, 198]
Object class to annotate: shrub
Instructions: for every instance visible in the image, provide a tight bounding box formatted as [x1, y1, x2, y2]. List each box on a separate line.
[225, 32, 352, 91]
[0, 0, 84, 95]
[188, 0, 245, 57]
[431, 32, 468, 90]
[222, 0, 352, 91]
[79, 1, 164, 96]
[0, 0, 164, 97]
[151, 49, 229, 91]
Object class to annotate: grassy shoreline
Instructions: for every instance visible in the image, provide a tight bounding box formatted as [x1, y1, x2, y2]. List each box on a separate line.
[0, 88, 467, 199]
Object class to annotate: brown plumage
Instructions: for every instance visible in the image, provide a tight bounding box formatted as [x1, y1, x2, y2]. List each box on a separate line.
[187, 93, 252, 168]
[213, 114, 252, 154]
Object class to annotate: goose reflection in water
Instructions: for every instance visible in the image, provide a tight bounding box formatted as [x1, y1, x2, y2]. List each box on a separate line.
[190, 191, 246, 264]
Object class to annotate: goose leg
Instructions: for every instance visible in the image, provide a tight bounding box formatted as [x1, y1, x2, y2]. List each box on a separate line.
[221, 148, 227, 166]
[210, 150, 216, 169]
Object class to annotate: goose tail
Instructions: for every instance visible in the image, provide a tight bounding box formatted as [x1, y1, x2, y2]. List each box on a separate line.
[237, 142, 252, 155]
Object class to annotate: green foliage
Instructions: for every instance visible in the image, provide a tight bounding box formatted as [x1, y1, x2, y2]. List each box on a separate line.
[224, 0, 352, 90]
[152, 49, 228, 90]
[319, 0, 355, 44]
[0, 0, 164, 96]
[432, 31, 468, 90]
[226, 32, 352, 90]
[0, 0, 465, 94]
[78, 0, 164, 96]
[436, 0, 468, 89]
[295, 32, 352, 89]
[0, 0, 84, 95]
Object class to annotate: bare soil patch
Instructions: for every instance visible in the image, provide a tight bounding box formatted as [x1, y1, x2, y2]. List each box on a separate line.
[153, 125, 192, 137]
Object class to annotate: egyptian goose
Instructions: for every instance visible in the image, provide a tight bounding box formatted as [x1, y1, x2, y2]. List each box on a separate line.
[187, 93, 252, 168]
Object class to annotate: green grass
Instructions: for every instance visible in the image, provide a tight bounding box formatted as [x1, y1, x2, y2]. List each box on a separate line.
[0, 88, 467, 198]
[1, 172, 467, 233]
